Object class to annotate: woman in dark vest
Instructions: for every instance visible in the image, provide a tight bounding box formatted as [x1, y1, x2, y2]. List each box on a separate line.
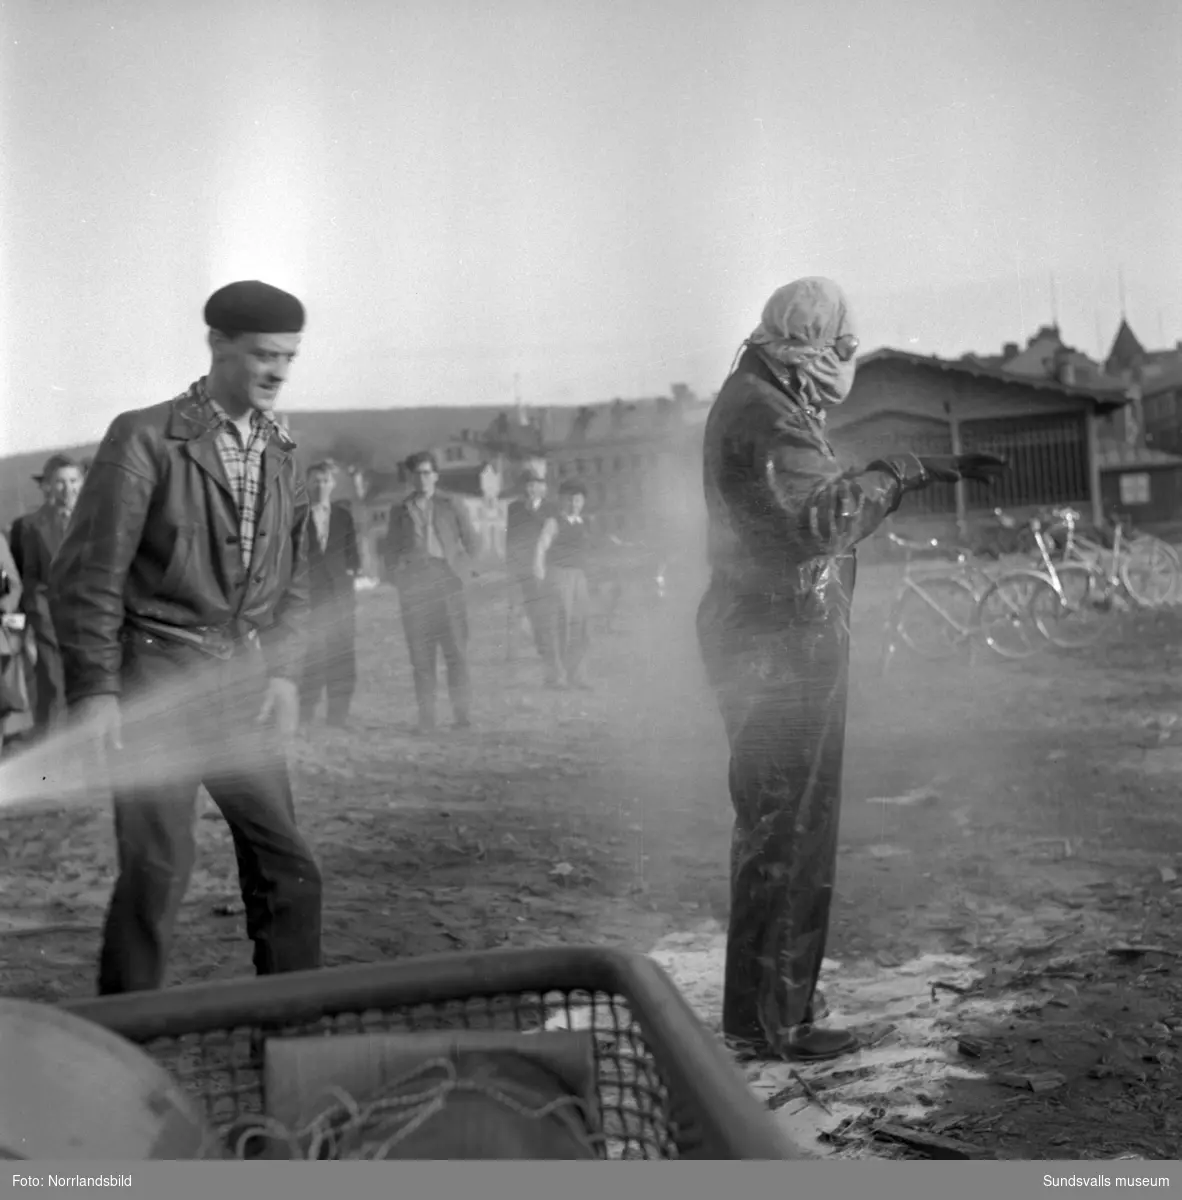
[534, 481, 593, 690]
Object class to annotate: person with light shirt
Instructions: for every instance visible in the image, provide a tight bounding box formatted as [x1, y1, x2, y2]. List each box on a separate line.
[534, 480, 594, 691]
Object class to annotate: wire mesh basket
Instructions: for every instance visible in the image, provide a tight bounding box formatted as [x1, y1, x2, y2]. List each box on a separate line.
[64, 945, 796, 1160]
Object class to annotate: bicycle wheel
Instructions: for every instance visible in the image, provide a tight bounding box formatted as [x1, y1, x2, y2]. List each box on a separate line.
[1120, 539, 1181, 608]
[1030, 564, 1110, 648]
[891, 576, 980, 661]
[1128, 533, 1180, 566]
[976, 571, 1048, 660]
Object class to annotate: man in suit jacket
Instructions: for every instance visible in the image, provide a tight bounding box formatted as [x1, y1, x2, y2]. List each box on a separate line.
[505, 465, 561, 685]
[301, 460, 361, 727]
[381, 450, 480, 733]
[13, 453, 84, 738]
[9, 467, 52, 581]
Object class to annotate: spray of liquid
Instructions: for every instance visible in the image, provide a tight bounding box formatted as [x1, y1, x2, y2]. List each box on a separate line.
[0, 591, 365, 814]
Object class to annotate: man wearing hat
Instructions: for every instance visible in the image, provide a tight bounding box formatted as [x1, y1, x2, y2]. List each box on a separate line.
[10, 453, 84, 738]
[505, 464, 560, 685]
[49, 280, 323, 995]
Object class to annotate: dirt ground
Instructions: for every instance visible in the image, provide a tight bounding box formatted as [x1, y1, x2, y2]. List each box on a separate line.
[3, 555, 1182, 1161]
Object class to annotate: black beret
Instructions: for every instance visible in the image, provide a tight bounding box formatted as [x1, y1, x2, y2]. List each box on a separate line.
[204, 280, 305, 335]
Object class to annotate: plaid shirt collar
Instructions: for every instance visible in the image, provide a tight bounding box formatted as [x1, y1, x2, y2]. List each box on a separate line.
[192, 377, 296, 450]
[196, 378, 265, 437]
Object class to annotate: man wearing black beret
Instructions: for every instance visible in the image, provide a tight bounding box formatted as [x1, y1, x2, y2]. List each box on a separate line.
[49, 279, 323, 995]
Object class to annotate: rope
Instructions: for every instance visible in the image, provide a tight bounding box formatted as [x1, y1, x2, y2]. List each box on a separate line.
[229, 1055, 606, 1160]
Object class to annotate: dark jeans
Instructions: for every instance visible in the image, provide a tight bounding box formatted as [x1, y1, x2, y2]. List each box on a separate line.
[398, 562, 471, 727]
[97, 629, 323, 996]
[299, 594, 357, 722]
[696, 575, 853, 1052]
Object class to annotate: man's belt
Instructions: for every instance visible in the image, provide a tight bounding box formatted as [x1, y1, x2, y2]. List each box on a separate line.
[125, 615, 261, 660]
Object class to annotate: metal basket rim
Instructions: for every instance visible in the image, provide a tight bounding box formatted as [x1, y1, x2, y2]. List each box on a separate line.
[63, 945, 798, 1160]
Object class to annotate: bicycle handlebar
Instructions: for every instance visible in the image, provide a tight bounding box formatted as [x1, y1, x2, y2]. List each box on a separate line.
[993, 505, 1083, 534]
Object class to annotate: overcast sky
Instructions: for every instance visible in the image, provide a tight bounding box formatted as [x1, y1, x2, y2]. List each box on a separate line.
[2, 0, 1179, 455]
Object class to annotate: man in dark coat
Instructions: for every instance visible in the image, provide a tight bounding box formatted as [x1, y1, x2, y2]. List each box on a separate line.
[49, 279, 323, 996]
[505, 465, 561, 685]
[300, 460, 361, 727]
[8, 477, 47, 582]
[12, 453, 84, 738]
[697, 277, 1004, 1061]
[382, 451, 480, 733]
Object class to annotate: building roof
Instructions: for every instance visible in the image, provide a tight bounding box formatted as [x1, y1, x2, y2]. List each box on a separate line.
[1096, 443, 1182, 471]
[857, 348, 1131, 412]
[1107, 319, 1147, 371]
[990, 327, 1126, 395]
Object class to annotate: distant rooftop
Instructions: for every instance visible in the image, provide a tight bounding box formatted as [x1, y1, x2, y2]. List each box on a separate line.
[858, 347, 1130, 411]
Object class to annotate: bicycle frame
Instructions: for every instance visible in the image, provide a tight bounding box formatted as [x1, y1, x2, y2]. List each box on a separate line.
[993, 506, 1123, 622]
[995, 507, 1103, 602]
[1057, 515, 1124, 589]
[878, 533, 984, 674]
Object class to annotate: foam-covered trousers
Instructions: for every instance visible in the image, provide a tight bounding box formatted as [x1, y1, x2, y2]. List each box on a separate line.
[696, 568, 853, 1052]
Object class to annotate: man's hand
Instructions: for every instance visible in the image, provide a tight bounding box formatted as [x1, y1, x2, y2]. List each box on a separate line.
[72, 694, 123, 753]
[257, 677, 300, 740]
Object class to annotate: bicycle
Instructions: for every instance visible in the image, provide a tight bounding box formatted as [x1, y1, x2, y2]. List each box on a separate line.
[980, 509, 1118, 653]
[1048, 507, 1180, 610]
[877, 529, 1028, 673]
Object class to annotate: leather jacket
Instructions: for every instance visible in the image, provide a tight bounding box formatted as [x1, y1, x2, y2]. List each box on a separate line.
[702, 348, 905, 604]
[49, 384, 311, 704]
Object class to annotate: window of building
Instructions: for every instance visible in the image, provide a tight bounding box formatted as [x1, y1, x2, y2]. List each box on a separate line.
[630, 454, 642, 470]
[594, 457, 604, 473]
[1119, 472, 1151, 506]
[613, 456, 624, 471]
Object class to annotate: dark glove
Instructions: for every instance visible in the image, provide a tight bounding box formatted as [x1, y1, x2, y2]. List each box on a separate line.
[918, 454, 1007, 485]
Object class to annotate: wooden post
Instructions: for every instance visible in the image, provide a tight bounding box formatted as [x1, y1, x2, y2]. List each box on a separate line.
[1085, 408, 1104, 527]
[949, 409, 967, 539]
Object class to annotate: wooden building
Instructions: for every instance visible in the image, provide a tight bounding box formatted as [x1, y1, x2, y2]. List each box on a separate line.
[1097, 444, 1182, 527]
[826, 350, 1130, 534]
